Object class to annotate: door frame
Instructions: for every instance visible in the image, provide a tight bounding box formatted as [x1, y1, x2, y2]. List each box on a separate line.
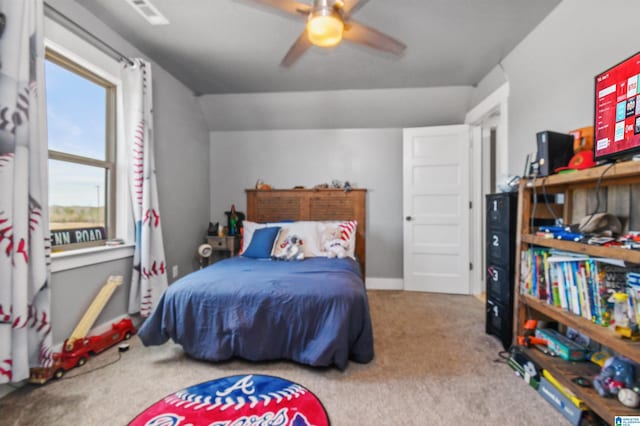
[464, 83, 510, 295]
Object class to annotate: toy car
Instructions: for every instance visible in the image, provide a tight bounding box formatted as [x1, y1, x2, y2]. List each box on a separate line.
[555, 231, 583, 242]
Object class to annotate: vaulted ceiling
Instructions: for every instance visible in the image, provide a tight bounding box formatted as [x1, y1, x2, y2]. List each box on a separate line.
[76, 0, 561, 95]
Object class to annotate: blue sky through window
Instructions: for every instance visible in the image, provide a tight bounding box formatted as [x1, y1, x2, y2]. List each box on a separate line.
[46, 59, 107, 207]
[49, 160, 105, 207]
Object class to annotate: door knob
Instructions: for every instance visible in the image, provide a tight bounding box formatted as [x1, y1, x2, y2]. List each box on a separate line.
[406, 216, 412, 221]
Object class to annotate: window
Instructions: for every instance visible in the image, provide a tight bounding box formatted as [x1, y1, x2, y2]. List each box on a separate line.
[45, 49, 116, 251]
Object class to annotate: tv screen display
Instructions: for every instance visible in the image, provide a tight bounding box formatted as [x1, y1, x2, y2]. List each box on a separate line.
[594, 51, 640, 161]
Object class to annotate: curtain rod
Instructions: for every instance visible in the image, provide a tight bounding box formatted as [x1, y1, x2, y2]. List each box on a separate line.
[44, 2, 135, 66]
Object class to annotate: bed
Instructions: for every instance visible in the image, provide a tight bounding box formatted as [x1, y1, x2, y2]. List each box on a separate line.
[137, 189, 373, 370]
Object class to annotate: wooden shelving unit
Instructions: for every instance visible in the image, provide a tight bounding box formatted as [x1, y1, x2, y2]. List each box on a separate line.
[513, 160, 640, 423]
[523, 348, 640, 418]
[521, 234, 640, 264]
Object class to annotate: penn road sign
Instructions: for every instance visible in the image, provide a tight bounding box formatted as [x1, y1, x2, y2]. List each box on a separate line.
[51, 227, 106, 246]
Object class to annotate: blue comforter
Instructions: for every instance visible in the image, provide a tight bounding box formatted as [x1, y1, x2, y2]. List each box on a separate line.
[137, 256, 374, 369]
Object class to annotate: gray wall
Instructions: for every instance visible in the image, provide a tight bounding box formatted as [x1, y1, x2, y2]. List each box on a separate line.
[473, 0, 640, 174]
[469, 65, 508, 109]
[204, 86, 475, 280]
[210, 129, 403, 279]
[46, 0, 210, 343]
[199, 86, 474, 131]
[50, 259, 132, 343]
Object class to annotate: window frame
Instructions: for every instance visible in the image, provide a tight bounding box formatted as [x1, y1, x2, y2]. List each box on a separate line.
[45, 48, 117, 251]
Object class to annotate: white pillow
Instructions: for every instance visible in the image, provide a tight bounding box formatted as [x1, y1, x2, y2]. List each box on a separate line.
[242, 220, 317, 256]
[242, 220, 358, 259]
[272, 221, 324, 258]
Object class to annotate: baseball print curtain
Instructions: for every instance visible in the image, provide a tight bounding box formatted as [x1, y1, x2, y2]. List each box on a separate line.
[121, 59, 168, 316]
[0, 0, 53, 383]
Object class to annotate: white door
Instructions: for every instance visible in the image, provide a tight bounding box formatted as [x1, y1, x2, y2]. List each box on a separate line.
[403, 125, 471, 294]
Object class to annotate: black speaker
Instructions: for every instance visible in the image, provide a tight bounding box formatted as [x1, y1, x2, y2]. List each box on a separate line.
[536, 131, 574, 177]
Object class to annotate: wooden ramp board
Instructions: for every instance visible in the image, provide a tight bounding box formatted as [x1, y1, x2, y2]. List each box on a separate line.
[65, 275, 123, 351]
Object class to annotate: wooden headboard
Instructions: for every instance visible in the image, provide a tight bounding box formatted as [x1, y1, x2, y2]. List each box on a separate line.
[246, 189, 367, 276]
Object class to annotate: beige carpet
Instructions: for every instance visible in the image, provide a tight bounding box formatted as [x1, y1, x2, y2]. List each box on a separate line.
[0, 291, 567, 425]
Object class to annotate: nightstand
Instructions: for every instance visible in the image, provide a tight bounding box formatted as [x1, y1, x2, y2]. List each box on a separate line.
[207, 235, 241, 257]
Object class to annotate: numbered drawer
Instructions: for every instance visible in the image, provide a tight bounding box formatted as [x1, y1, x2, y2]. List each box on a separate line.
[486, 230, 512, 264]
[486, 193, 516, 230]
[486, 263, 512, 305]
[486, 298, 513, 350]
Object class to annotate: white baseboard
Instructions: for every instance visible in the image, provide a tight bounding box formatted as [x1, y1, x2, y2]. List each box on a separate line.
[0, 383, 20, 399]
[365, 277, 404, 290]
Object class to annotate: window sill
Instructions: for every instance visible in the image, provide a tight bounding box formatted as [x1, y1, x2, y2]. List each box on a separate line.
[51, 243, 135, 273]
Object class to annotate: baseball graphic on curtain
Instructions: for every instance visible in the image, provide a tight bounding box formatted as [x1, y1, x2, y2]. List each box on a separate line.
[121, 58, 168, 317]
[0, 0, 53, 383]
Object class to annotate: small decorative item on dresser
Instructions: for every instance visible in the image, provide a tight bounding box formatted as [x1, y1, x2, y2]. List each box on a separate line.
[255, 179, 272, 190]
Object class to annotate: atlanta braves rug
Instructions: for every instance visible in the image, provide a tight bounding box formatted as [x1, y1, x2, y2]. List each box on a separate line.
[129, 374, 330, 426]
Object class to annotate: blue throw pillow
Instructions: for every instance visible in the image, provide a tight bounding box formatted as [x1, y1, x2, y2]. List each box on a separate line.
[242, 226, 281, 259]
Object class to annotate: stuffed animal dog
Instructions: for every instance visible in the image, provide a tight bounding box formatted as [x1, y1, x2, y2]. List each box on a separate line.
[277, 234, 304, 261]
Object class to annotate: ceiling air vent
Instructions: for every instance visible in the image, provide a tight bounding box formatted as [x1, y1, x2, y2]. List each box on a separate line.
[124, 0, 169, 25]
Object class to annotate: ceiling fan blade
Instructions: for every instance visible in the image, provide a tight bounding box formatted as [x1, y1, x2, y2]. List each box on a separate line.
[281, 30, 312, 67]
[338, 0, 370, 17]
[343, 20, 406, 56]
[241, 0, 310, 18]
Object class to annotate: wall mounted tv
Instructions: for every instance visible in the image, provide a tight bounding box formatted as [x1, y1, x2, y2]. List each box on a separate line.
[594, 51, 640, 162]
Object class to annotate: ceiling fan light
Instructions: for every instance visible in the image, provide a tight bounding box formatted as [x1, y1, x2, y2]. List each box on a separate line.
[307, 13, 344, 48]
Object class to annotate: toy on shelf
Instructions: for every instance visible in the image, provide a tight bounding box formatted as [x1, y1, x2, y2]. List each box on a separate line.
[578, 212, 622, 236]
[516, 319, 548, 348]
[29, 276, 135, 384]
[608, 291, 640, 340]
[612, 292, 630, 327]
[593, 356, 635, 398]
[508, 346, 542, 390]
[614, 325, 640, 341]
[619, 388, 640, 408]
[534, 328, 588, 361]
[621, 232, 640, 250]
[537, 225, 583, 242]
[588, 351, 611, 368]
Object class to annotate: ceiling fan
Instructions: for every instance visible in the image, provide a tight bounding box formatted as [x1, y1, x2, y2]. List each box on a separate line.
[242, 0, 406, 67]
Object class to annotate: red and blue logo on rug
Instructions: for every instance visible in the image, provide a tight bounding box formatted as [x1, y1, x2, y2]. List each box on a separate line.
[129, 374, 329, 426]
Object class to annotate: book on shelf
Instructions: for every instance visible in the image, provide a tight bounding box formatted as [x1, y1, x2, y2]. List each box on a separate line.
[519, 247, 621, 325]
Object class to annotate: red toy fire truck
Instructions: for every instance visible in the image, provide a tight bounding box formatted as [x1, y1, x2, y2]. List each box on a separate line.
[29, 276, 136, 384]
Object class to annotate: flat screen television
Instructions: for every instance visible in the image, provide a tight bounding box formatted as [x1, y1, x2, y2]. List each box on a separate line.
[594, 51, 640, 162]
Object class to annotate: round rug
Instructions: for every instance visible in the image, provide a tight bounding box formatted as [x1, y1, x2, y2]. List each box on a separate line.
[129, 374, 329, 426]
